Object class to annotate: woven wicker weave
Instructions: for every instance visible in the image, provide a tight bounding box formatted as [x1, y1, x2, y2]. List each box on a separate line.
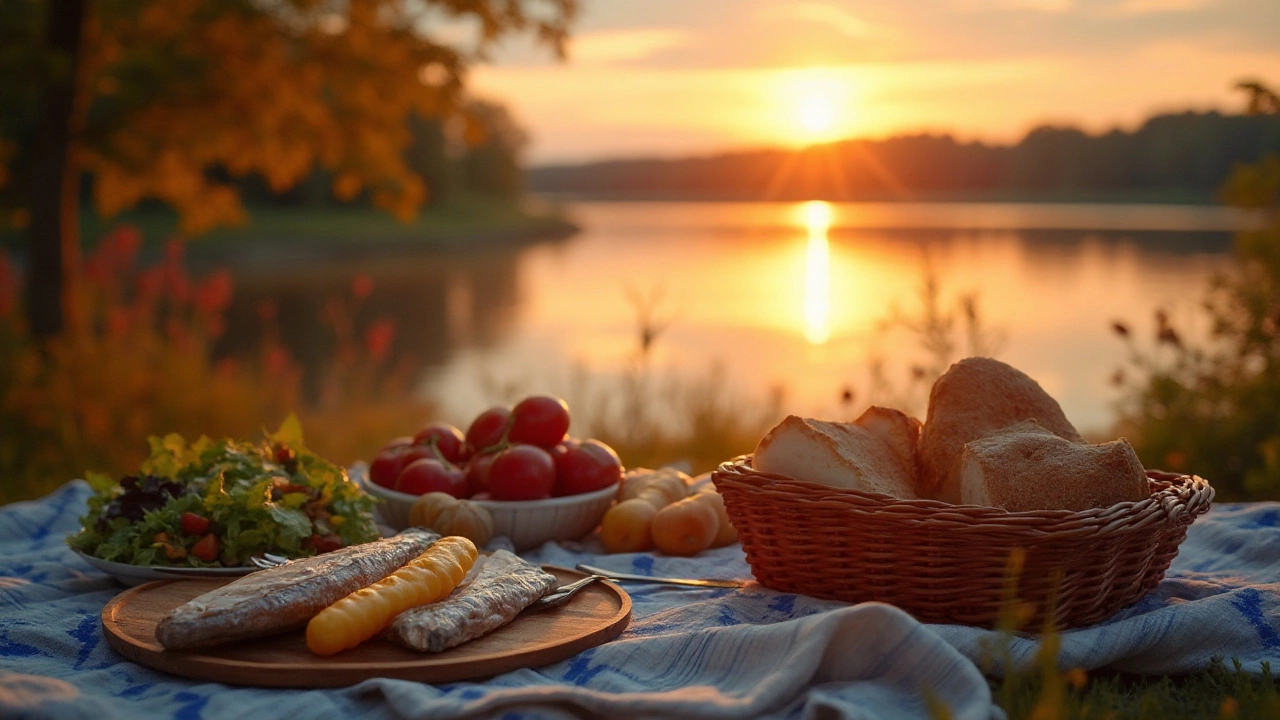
[711, 457, 1214, 629]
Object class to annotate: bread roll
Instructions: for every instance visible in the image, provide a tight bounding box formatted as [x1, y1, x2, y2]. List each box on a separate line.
[753, 415, 916, 498]
[958, 421, 1150, 511]
[853, 406, 921, 484]
[919, 357, 1083, 504]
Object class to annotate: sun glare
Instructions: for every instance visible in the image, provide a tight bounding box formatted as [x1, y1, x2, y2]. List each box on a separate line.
[798, 95, 836, 135]
[779, 69, 850, 144]
[800, 201, 833, 345]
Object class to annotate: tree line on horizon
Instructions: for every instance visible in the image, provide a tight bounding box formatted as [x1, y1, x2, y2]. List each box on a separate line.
[527, 110, 1280, 203]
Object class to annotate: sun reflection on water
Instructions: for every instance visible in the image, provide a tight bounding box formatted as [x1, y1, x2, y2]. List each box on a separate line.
[800, 201, 833, 344]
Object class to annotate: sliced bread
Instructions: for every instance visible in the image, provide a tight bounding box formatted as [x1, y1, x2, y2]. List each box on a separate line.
[753, 415, 917, 498]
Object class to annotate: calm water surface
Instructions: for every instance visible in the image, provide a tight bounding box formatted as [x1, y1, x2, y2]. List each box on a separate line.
[232, 201, 1246, 434]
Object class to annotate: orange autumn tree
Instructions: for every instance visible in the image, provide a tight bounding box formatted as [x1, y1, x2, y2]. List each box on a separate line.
[1, 0, 576, 337]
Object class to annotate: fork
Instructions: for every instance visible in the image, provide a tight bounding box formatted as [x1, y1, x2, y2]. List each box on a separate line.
[524, 574, 607, 612]
[250, 553, 290, 569]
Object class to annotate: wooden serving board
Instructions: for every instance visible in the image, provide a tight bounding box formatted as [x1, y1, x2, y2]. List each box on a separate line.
[101, 566, 631, 688]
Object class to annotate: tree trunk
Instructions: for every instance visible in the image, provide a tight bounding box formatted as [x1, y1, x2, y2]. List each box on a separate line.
[27, 0, 88, 338]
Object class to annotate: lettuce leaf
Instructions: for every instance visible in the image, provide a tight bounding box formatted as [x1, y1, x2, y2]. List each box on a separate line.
[66, 418, 379, 566]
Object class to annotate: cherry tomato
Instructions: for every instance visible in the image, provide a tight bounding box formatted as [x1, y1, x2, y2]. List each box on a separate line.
[466, 406, 512, 453]
[191, 533, 220, 562]
[369, 438, 415, 488]
[412, 423, 469, 464]
[273, 442, 297, 470]
[465, 452, 497, 496]
[180, 512, 210, 535]
[552, 438, 623, 496]
[509, 395, 571, 448]
[303, 533, 344, 554]
[488, 444, 556, 501]
[395, 458, 469, 498]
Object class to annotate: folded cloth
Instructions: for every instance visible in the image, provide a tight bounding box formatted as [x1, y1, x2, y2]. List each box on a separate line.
[2, 481, 1279, 719]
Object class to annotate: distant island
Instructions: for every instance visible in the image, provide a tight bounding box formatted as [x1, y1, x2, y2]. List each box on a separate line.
[527, 111, 1280, 204]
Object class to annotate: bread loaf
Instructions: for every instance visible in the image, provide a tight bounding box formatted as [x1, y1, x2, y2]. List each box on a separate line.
[919, 357, 1084, 503]
[958, 421, 1150, 511]
[852, 406, 921, 483]
[753, 415, 917, 498]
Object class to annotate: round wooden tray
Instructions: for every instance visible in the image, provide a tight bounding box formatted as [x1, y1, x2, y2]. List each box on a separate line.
[102, 566, 631, 687]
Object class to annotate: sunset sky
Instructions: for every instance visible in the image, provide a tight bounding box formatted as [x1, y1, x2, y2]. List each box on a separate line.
[455, 0, 1280, 164]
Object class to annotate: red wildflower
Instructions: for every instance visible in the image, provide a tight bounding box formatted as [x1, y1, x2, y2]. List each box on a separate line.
[0, 251, 16, 319]
[109, 225, 142, 270]
[106, 307, 131, 337]
[352, 273, 374, 301]
[265, 346, 290, 376]
[195, 270, 233, 314]
[364, 319, 395, 361]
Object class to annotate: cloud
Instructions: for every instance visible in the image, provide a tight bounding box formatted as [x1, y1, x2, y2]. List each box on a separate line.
[949, 0, 1075, 14]
[754, 2, 883, 39]
[1100, 0, 1212, 16]
[569, 28, 691, 66]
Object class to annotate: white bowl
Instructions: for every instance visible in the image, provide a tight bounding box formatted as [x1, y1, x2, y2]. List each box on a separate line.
[361, 477, 619, 551]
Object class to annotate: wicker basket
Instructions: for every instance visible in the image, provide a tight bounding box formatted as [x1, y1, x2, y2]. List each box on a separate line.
[711, 457, 1214, 629]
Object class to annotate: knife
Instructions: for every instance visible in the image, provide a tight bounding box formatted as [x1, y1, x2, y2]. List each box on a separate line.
[575, 563, 744, 589]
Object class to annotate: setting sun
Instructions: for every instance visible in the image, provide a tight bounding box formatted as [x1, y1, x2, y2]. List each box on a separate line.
[798, 94, 836, 135]
[779, 69, 850, 144]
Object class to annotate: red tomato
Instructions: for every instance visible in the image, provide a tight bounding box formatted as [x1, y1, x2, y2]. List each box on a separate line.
[191, 533, 220, 562]
[180, 512, 210, 535]
[395, 458, 469, 498]
[412, 423, 469, 464]
[369, 439, 415, 488]
[466, 406, 512, 453]
[465, 452, 498, 496]
[488, 445, 556, 501]
[552, 438, 623, 496]
[509, 395, 571, 448]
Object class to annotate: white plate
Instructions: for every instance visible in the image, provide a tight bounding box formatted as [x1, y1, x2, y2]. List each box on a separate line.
[72, 549, 260, 587]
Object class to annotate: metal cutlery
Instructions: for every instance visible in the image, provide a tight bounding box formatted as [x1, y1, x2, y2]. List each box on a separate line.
[575, 563, 744, 589]
[249, 553, 290, 569]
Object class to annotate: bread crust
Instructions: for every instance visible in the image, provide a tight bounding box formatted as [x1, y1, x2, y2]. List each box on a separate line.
[959, 423, 1150, 511]
[753, 415, 917, 498]
[920, 357, 1083, 503]
[853, 406, 922, 490]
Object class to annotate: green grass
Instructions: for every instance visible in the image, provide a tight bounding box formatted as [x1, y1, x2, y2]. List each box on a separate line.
[992, 660, 1280, 719]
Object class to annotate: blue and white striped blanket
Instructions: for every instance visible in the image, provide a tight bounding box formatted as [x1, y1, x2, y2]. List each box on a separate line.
[2, 481, 1279, 720]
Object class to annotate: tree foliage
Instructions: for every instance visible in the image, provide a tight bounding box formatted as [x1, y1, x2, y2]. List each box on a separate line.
[0, 0, 576, 234]
[1113, 81, 1280, 500]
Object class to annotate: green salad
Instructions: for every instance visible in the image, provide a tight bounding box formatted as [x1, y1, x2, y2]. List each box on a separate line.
[67, 416, 379, 567]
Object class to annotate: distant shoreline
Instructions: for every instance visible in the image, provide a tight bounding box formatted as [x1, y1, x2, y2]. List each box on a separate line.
[526, 110, 1279, 207]
[530, 189, 1221, 205]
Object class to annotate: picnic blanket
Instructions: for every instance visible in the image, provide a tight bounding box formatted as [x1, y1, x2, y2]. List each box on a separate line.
[2, 481, 1279, 720]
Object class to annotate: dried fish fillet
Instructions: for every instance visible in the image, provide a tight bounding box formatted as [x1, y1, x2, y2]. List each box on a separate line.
[388, 549, 557, 653]
[156, 529, 439, 650]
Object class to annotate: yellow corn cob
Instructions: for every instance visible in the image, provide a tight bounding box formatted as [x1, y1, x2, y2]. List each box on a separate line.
[305, 535, 477, 656]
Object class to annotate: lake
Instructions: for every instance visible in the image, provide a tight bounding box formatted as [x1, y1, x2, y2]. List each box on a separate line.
[225, 201, 1250, 436]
